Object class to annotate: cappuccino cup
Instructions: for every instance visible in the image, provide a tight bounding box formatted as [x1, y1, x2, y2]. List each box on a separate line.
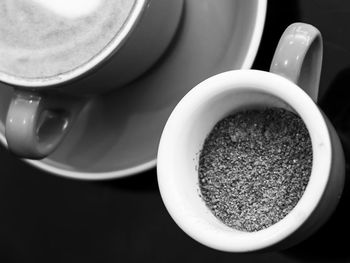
[157, 23, 345, 251]
[0, 0, 184, 159]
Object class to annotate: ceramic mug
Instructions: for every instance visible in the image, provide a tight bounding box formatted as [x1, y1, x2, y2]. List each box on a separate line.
[1, 0, 184, 159]
[157, 23, 345, 252]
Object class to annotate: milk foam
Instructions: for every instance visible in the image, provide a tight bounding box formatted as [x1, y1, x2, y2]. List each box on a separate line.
[0, 0, 136, 79]
[32, 0, 102, 18]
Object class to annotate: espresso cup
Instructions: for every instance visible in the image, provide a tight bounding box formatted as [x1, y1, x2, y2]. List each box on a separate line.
[157, 23, 345, 252]
[0, 0, 183, 159]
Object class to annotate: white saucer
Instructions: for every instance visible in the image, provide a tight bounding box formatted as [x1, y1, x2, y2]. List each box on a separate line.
[0, 0, 266, 180]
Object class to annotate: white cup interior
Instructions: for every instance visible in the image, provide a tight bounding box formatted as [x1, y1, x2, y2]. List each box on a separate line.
[157, 70, 332, 252]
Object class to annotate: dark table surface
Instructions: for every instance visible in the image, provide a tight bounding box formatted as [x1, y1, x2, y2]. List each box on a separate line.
[1, 1, 350, 262]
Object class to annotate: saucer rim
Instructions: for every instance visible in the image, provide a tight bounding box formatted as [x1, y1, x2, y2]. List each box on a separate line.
[19, 0, 267, 180]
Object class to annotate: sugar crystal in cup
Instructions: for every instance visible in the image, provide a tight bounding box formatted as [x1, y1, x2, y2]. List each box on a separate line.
[198, 107, 312, 232]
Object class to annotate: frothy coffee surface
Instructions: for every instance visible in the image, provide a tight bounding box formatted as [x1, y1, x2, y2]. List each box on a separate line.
[0, 0, 136, 79]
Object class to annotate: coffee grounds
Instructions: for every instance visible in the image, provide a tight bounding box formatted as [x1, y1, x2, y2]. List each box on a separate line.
[198, 107, 312, 232]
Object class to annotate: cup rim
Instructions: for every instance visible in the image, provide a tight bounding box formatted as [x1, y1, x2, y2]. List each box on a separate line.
[157, 69, 332, 252]
[0, 0, 148, 88]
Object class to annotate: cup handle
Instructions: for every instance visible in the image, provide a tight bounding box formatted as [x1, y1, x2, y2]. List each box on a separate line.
[270, 22, 323, 103]
[5, 89, 86, 159]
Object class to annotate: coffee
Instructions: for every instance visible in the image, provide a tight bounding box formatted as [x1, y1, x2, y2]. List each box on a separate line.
[198, 108, 312, 232]
[0, 0, 136, 79]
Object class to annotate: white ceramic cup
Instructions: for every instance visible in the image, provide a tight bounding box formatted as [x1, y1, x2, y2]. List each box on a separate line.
[0, 0, 266, 180]
[157, 23, 345, 252]
[1, 0, 183, 159]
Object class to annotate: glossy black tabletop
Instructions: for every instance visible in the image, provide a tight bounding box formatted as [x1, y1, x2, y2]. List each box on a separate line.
[1, 1, 350, 262]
